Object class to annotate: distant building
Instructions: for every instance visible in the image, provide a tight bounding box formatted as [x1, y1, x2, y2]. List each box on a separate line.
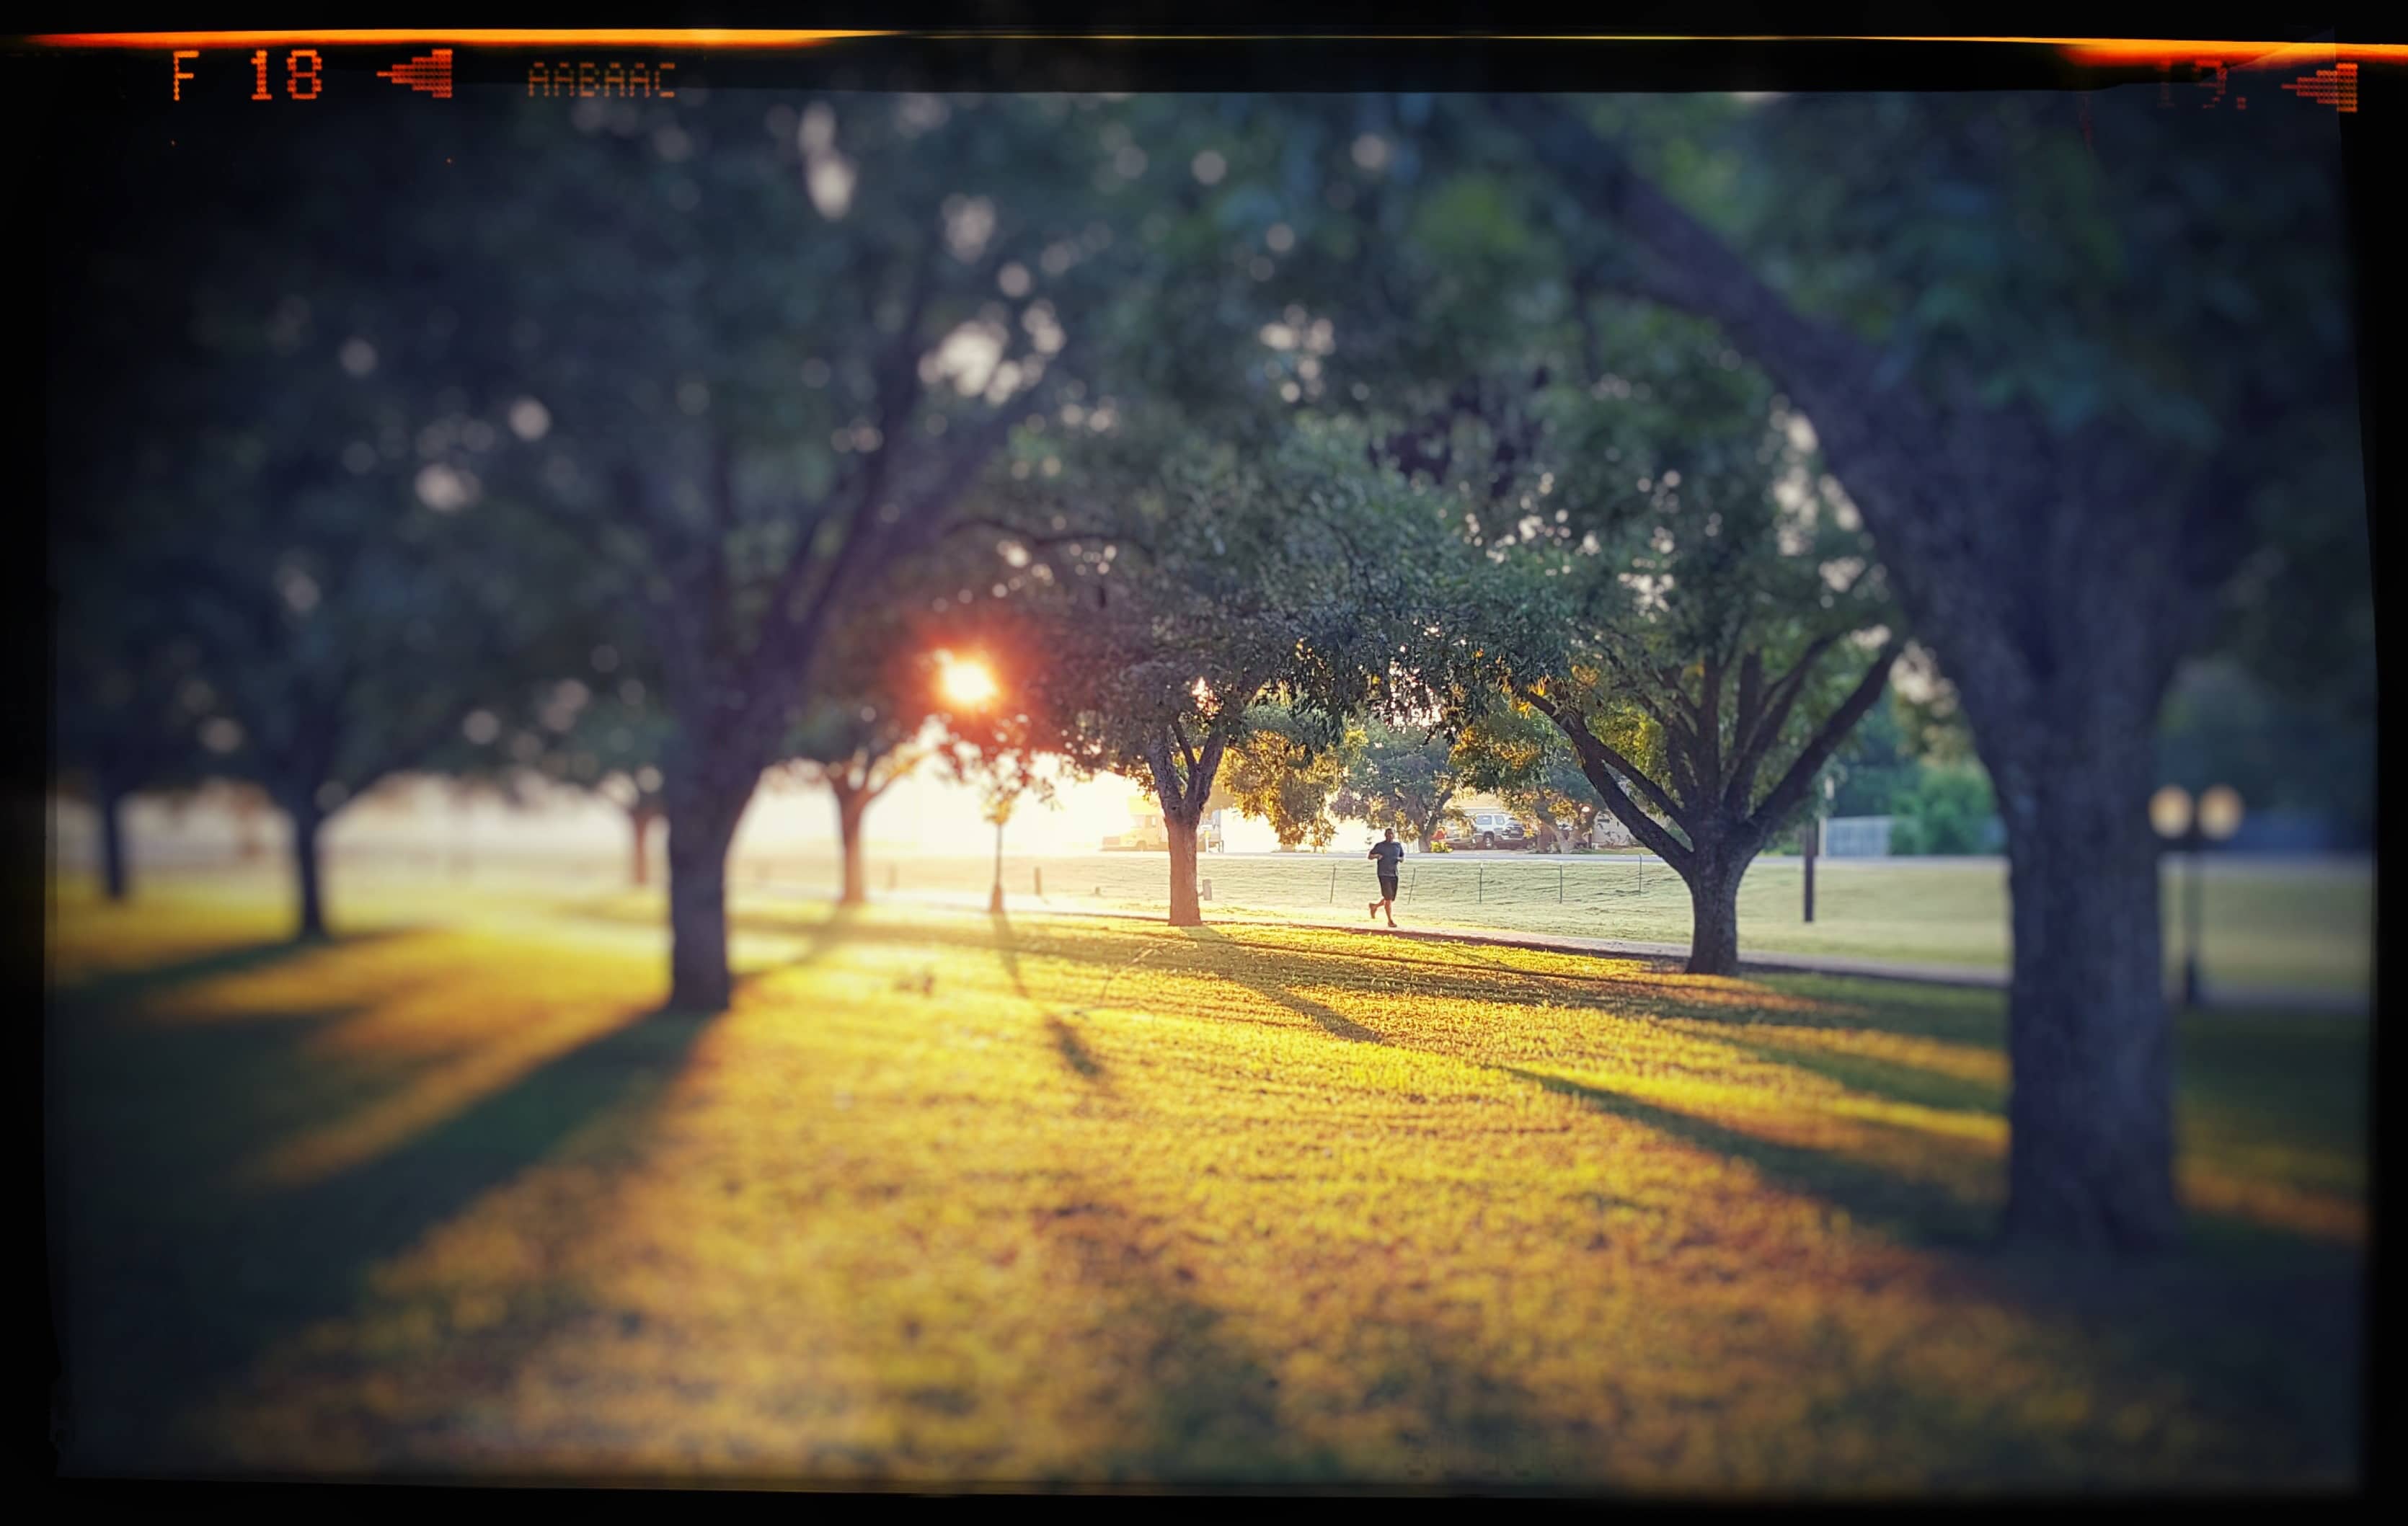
[1820, 813, 2006, 856]
[1102, 797, 1223, 851]
[1822, 816, 1894, 857]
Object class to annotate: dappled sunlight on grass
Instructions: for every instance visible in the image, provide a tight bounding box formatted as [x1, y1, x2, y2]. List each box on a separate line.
[48, 882, 2363, 1489]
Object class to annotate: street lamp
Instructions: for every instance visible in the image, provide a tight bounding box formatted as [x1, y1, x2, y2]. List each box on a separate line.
[2151, 783, 2246, 1008]
[1803, 771, 1835, 924]
[986, 797, 1011, 915]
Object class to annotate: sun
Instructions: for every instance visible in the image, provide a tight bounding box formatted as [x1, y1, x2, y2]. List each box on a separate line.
[937, 652, 999, 709]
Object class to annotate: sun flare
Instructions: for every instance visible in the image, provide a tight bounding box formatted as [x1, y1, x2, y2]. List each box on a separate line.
[937, 652, 999, 709]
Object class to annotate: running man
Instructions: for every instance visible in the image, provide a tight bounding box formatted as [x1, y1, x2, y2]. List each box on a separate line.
[1367, 828, 1404, 927]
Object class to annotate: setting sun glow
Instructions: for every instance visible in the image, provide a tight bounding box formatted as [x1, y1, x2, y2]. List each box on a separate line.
[937, 653, 999, 709]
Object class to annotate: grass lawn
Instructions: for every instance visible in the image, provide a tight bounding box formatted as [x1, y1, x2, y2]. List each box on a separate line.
[47, 876, 2365, 1491]
[719, 850, 2375, 997]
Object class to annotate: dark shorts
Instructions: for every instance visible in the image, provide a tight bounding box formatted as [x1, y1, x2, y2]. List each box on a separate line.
[1377, 874, 1399, 899]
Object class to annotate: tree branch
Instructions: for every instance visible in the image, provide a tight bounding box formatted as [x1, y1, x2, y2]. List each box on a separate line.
[1697, 647, 1725, 802]
[1494, 94, 2050, 728]
[945, 514, 1126, 551]
[1745, 637, 1903, 835]
[1723, 631, 1842, 813]
[1521, 687, 1696, 870]
[1518, 683, 1696, 848]
[1169, 717, 1200, 798]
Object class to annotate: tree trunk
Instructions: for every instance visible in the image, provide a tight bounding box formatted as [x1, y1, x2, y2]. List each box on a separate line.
[1417, 789, 1454, 856]
[833, 786, 869, 906]
[286, 797, 329, 942]
[1681, 853, 1744, 976]
[665, 781, 748, 1012]
[1165, 813, 1202, 927]
[98, 781, 130, 902]
[1996, 727, 2179, 1251]
[629, 802, 659, 887]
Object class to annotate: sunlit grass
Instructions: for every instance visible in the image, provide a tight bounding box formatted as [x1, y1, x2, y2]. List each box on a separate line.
[691, 846, 2370, 994]
[48, 877, 2363, 1489]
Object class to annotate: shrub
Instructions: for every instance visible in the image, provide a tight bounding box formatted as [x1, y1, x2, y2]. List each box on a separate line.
[1890, 764, 1997, 855]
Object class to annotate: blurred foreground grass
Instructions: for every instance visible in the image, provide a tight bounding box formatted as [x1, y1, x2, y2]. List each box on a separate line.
[47, 877, 2364, 1490]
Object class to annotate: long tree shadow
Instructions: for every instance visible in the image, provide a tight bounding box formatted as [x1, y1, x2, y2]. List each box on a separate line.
[1182, 927, 1385, 1045]
[557, 896, 1867, 1033]
[49, 928, 417, 1013]
[50, 972, 719, 1474]
[1713, 1034, 2008, 1119]
[1509, 1069, 2363, 1478]
[1026, 1184, 1570, 1487]
[991, 912, 1110, 1088]
[1505, 1065, 2001, 1251]
[731, 900, 863, 993]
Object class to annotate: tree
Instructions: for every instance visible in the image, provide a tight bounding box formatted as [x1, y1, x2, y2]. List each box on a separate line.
[49, 97, 588, 943]
[1223, 709, 1354, 851]
[1488, 89, 2363, 1247]
[409, 91, 1242, 1007]
[1431, 306, 1903, 973]
[53, 318, 534, 941]
[1457, 704, 1601, 852]
[453, 661, 677, 890]
[48, 566, 218, 902]
[774, 585, 942, 906]
[1174, 102, 1895, 936]
[981, 415, 1439, 924]
[1332, 718, 1475, 854]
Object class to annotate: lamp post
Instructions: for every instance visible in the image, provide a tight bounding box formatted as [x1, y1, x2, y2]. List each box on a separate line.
[2151, 784, 2245, 1008]
[1804, 771, 1835, 924]
[990, 812, 1006, 915]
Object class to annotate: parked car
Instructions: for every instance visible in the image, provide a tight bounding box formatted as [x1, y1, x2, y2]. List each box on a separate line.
[1461, 809, 1533, 850]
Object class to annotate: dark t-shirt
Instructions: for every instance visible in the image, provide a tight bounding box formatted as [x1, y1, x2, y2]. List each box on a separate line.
[1371, 840, 1405, 877]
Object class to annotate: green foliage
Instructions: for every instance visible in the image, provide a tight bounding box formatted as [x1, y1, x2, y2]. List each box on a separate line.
[1825, 688, 1927, 817]
[1704, 90, 2368, 776]
[1889, 764, 1998, 856]
[50, 99, 634, 838]
[2155, 657, 2373, 842]
[1223, 709, 1354, 850]
[1331, 717, 1478, 850]
[1712, 91, 2354, 449]
[979, 412, 1453, 815]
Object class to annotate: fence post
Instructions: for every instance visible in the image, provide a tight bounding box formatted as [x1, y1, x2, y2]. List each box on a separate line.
[1034, 865, 1043, 898]
[1559, 864, 1564, 902]
[1329, 865, 1337, 903]
[1477, 866, 1484, 904]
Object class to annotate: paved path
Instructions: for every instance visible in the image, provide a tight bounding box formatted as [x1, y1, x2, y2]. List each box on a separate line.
[762, 882, 2371, 1016]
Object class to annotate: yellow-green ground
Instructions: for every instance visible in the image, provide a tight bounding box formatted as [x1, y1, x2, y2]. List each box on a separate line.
[48, 877, 2365, 1490]
[732, 849, 2371, 995]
